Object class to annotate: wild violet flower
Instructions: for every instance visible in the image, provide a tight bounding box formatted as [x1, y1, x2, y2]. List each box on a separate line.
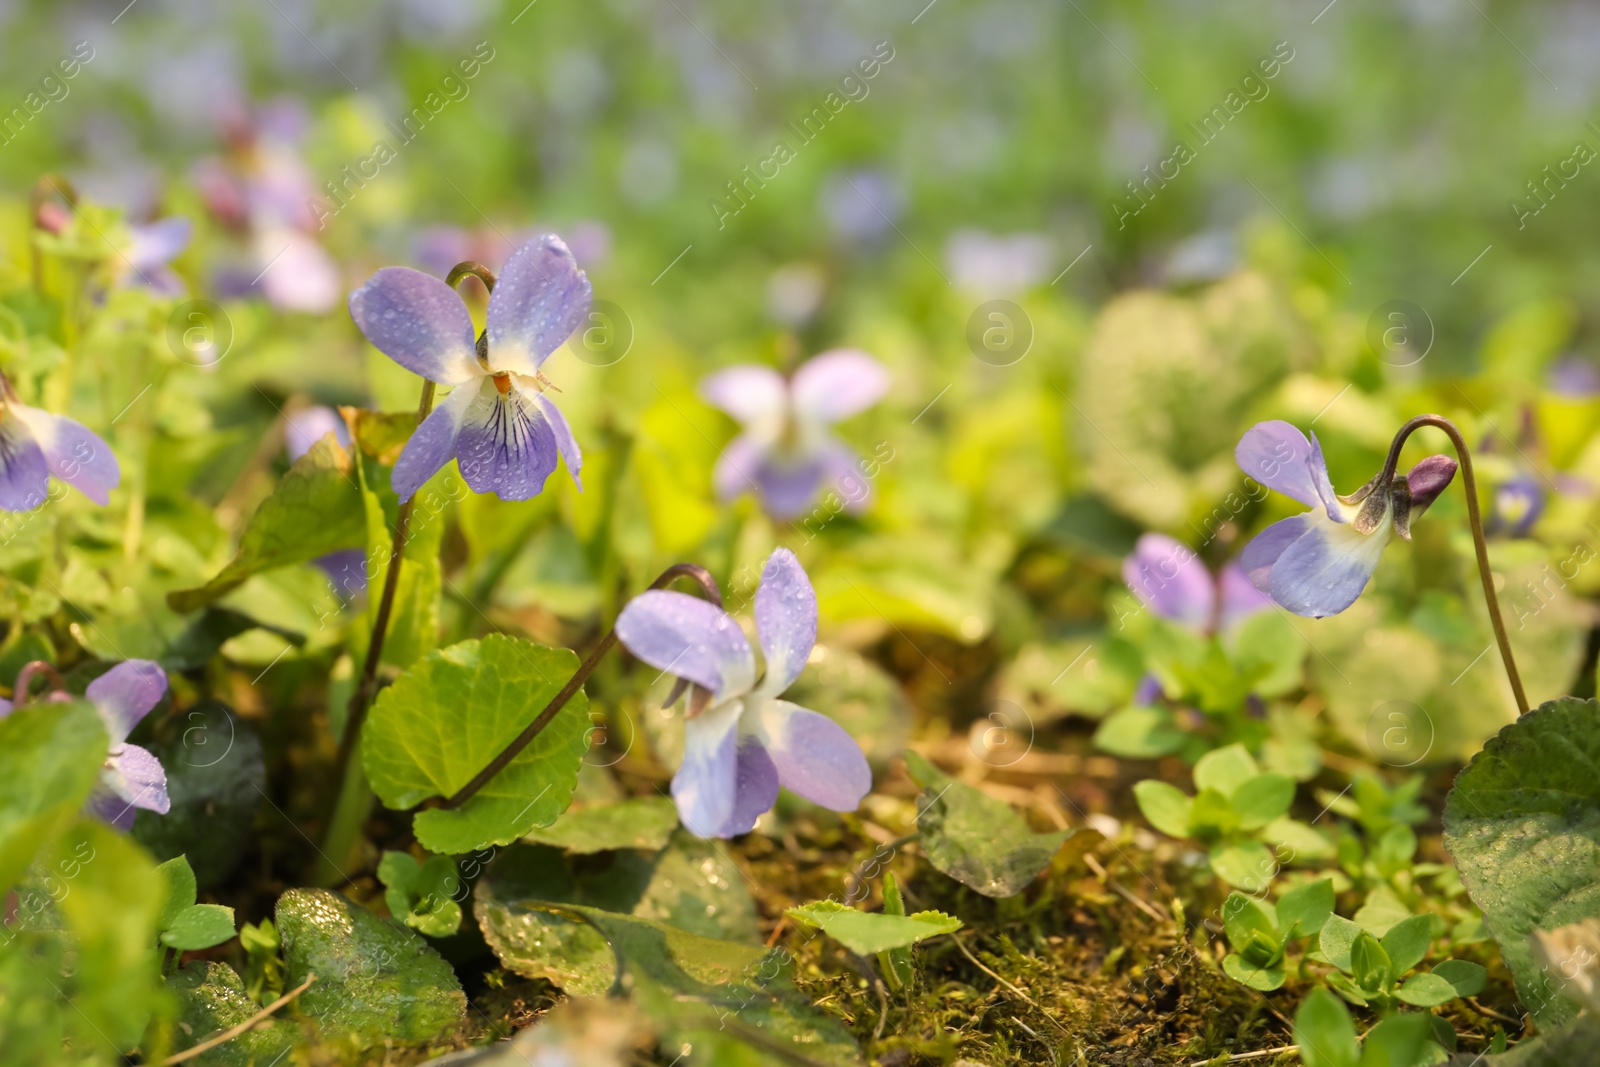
[1234, 421, 1456, 617]
[348, 235, 591, 503]
[1123, 532, 1271, 635]
[0, 661, 171, 830]
[701, 350, 889, 519]
[123, 216, 192, 295]
[0, 376, 119, 511]
[614, 548, 871, 837]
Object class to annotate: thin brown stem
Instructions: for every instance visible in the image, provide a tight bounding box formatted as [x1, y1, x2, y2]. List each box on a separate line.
[335, 380, 436, 764]
[1382, 414, 1528, 714]
[11, 661, 64, 705]
[440, 562, 722, 810]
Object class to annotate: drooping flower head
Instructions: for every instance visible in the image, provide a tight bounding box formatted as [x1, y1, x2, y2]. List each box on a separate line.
[615, 548, 871, 837]
[1234, 421, 1457, 617]
[1123, 532, 1271, 635]
[0, 375, 119, 512]
[349, 235, 591, 503]
[0, 660, 171, 830]
[702, 350, 889, 519]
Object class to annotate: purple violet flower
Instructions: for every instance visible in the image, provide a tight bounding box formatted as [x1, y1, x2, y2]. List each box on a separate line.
[0, 375, 119, 511]
[1234, 421, 1456, 617]
[1122, 533, 1271, 635]
[0, 661, 172, 830]
[614, 548, 871, 838]
[123, 216, 192, 296]
[701, 350, 889, 519]
[348, 235, 591, 503]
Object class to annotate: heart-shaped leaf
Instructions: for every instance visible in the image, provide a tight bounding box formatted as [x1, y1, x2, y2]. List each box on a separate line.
[276, 888, 466, 1049]
[164, 961, 297, 1066]
[363, 634, 591, 855]
[904, 751, 1099, 897]
[1133, 779, 1193, 838]
[162, 904, 237, 952]
[1443, 696, 1600, 1027]
[785, 900, 962, 955]
[522, 796, 680, 853]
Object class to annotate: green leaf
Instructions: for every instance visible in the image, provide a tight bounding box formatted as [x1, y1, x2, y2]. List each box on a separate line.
[1262, 817, 1336, 861]
[1351, 932, 1393, 991]
[521, 796, 680, 853]
[1320, 914, 1363, 972]
[1443, 696, 1600, 1027]
[785, 899, 962, 955]
[476, 836, 759, 996]
[1357, 1011, 1433, 1067]
[276, 887, 466, 1049]
[1222, 952, 1286, 991]
[132, 702, 266, 890]
[377, 851, 463, 938]
[1190, 788, 1242, 838]
[1325, 972, 1370, 1007]
[1193, 744, 1259, 798]
[1278, 878, 1336, 941]
[156, 855, 199, 934]
[1227, 610, 1305, 698]
[1209, 841, 1277, 892]
[1133, 779, 1193, 839]
[1293, 987, 1360, 1067]
[878, 871, 915, 991]
[1431, 958, 1487, 998]
[1232, 773, 1296, 830]
[164, 961, 296, 1066]
[1379, 914, 1433, 975]
[904, 751, 1099, 897]
[162, 903, 237, 951]
[0, 702, 107, 895]
[1093, 704, 1189, 758]
[168, 436, 366, 612]
[543, 903, 863, 1066]
[1221, 893, 1279, 953]
[1353, 885, 1413, 937]
[1394, 971, 1457, 1007]
[363, 635, 591, 855]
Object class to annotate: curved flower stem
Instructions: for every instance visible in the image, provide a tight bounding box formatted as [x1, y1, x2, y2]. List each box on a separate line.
[439, 562, 722, 810]
[1381, 414, 1529, 715]
[12, 660, 64, 705]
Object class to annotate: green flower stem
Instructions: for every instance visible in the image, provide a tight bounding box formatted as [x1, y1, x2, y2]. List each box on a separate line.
[1379, 414, 1529, 715]
[318, 260, 491, 880]
[438, 562, 721, 810]
[316, 378, 435, 884]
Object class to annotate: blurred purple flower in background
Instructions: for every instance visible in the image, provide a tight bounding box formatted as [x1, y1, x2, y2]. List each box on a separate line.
[615, 548, 870, 837]
[818, 168, 900, 244]
[944, 228, 1053, 297]
[1123, 532, 1271, 635]
[285, 406, 367, 596]
[122, 216, 192, 296]
[1234, 421, 1456, 617]
[349, 234, 591, 502]
[0, 375, 119, 511]
[701, 349, 889, 519]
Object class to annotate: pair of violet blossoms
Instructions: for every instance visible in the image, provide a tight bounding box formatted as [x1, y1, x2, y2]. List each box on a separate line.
[349, 235, 874, 837]
[1126, 421, 1457, 628]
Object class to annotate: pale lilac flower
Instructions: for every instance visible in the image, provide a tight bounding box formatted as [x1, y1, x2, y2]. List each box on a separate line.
[701, 350, 888, 519]
[123, 216, 191, 296]
[615, 548, 870, 837]
[1123, 533, 1271, 635]
[0, 376, 119, 511]
[1234, 421, 1456, 617]
[349, 235, 590, 503]
[83, 661, 171, 829]
[944, 228, 1053, 297]
[0, 661, 173, 831]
